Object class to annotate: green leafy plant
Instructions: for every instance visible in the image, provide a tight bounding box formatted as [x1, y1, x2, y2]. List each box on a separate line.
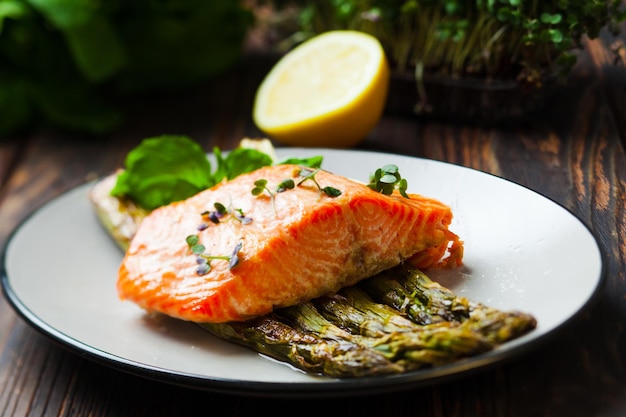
[110, 135, 325, 210]
[296, 167, 342, 197]
[251, 177, 295, 215]
[266, 0, 625, 85]
[111, 135, 273, 210]
[0, 0, 253, 136]
[367, 164, 409, 197]
[185, 235, 242, 275]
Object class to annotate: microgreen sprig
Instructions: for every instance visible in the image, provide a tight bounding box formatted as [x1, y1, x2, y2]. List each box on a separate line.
[202, 202, 228, 224]
[251, 178, 296, 196]
[367, 164, 409, 198]
[232, 208, 252, 224]
[186, 235, 243, 275]
[251, 179, 269, 197]
[251, 178, 295, 215]
[297, 168, 342, 197]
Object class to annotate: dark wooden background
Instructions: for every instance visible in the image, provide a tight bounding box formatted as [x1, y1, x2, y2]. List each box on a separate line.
[0, 27, 625, 417]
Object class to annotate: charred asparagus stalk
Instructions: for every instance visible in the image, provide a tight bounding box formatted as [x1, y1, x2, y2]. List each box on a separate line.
[200, 315, 405, 377]
[361, 264, 472, 324]
[199, 265, 535, 377]
[284, 296, 495, 369]
[462, 305, 538, 345]
[312, 289, 418, 337]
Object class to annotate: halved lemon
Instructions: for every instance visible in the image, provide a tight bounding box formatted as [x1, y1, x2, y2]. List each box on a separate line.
[253, 30, 390, 148]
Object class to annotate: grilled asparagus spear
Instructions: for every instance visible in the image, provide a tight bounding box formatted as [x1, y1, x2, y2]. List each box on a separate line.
[360, 264, 472, 325]
[200, 266, 536, 377]
[200, 315, 405, 377]
[90, 166, 537, 378]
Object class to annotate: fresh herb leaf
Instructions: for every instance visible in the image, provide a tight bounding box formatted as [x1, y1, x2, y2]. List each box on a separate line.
[297, 168, 342, 198]
[277, 155, 324, 168]
[110, 135, 214, 210]
[276, 178, 295, 193]
[367, 164, 409, 198]
[110, 136, 276, 210]
[186, 235, 243, 275]
[251, 177, 295, 216]
[251, 179, 269, 196]
[185, 235, 206, 255]
[214, 147, 273, 183]
[322, 185, 342, 197]
[202, 202, 228, 224]
[233, 208, 253, 224]
[110, 135, 328, 211]
[201, 202, 252, 225]
[213, 202, 228, 215]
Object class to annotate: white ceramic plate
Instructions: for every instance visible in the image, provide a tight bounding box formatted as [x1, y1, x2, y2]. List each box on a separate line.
[1, 149, 604, 397]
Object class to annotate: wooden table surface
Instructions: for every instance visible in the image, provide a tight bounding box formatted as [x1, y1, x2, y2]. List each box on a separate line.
[1, 31, 625, 416]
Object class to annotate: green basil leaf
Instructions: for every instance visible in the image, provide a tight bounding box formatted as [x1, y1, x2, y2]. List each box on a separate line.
[276, 155, 324, 168]
[212, 147, 273, 183]
[111, 135, 214, 210]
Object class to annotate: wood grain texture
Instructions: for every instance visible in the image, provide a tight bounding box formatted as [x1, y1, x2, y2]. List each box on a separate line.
[0, 35, 625, 417]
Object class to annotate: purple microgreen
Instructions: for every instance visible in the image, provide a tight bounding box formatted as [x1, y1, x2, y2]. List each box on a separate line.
[201, 201, 253, 226]
[186, 235, 243, 275]
[195, 257, 211, 275]
[196, 264, 211, 275]
[228, 241, 243, 269]
[202, 202, 228, 224]
[234, 208, 253, 224]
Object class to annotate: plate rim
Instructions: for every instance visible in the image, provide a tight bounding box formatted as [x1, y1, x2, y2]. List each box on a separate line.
[0, 148, 607, 397]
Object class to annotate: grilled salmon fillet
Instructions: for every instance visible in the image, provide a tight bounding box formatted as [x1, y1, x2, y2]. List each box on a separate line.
[118, 164, 463, 323]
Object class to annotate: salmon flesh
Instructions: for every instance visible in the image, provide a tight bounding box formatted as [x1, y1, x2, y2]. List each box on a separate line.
[117, 164, 463, 323]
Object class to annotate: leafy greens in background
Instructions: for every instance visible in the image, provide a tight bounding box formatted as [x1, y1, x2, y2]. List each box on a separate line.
[270, 0, 625, 84]
[0, 0, 253, 137]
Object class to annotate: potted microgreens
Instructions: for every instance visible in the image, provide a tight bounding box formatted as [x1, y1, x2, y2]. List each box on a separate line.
[260, 0, 625, 124]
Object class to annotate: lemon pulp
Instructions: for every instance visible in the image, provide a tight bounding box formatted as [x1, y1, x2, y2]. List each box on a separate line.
[253, 30, 389, 148]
